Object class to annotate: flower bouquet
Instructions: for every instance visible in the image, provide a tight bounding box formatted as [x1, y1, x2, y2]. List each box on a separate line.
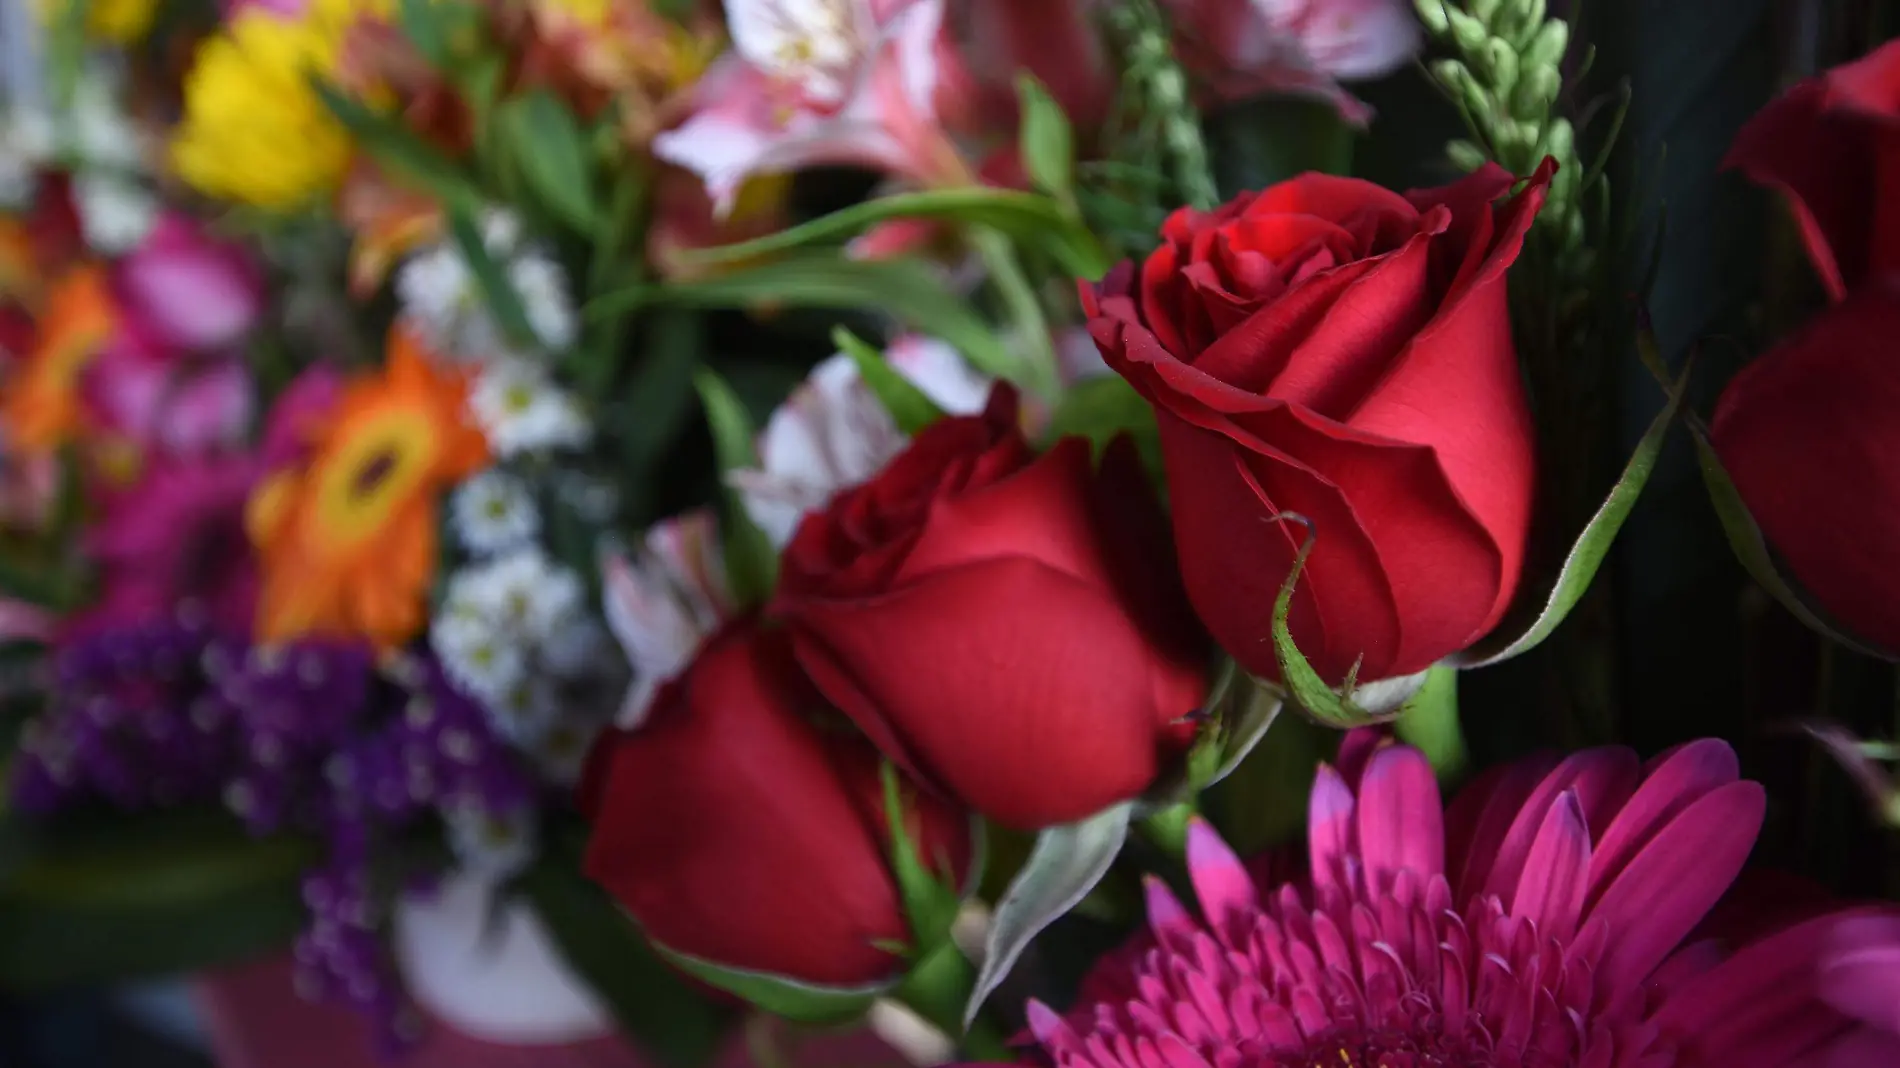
[6, 0, 1900, 1065]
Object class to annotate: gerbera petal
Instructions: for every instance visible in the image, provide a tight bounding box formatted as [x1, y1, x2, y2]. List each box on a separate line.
[1354, 743, 1444, 892]
[1185, 819, 1256, 940]
[1589, 780, 1765, 992]
[1511, 788, 1591, 943]
[1483, 747, 1641, 907]
[1586, 738, 1741, 913]
[1307, 763, 1356, 894]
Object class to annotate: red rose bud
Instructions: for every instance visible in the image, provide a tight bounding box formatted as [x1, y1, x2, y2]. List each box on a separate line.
[1727, 39, 1900, 301]
[581, 619, 974, 989]
[1710, 282, 1900, 653]
[772, 386, 1209, 832]
[1082, 166, 1548, 687]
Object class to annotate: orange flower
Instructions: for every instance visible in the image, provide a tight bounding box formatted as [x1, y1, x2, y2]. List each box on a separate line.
[248, 328, 488, 648]
[2, 267, 118, 453]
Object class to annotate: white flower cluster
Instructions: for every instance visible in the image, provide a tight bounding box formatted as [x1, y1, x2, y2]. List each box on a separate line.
[0, 77, 156, 252]
[396, 210, 591, 458]
[435, 469, 617, 785]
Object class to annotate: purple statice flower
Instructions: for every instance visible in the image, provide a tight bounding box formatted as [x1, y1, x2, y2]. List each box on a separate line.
[214, 639, 378, 834]
[12, 615, 245, 812]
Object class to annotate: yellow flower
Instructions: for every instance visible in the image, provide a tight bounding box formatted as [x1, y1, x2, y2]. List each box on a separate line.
[169, 0, 378, 210]
[36, 0, 159, 44]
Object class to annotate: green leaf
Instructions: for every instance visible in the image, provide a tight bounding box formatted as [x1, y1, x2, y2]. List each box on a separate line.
[879, 764, 965, 950]
[693, 369, 778, 608]
[1691, 425, 1895, 661]
[616, 311, 705, 471]
[1455, 358, 1688, 667]
[655, 941, 889, 1025]
[600, 254, 1019, 384]
[965, 801, 1131, 1028]
[1392, 665, 1467, 785]
[518, 838, 729, 1066]
[1267, 513, 1427, 727]
[311, 80, 481, 211]
[0, 808, 313, 989]
[447, 206, 539, 351]
[499, 91, 600, 233]
[1202, 669, 1285, 789]
[835, 327, 944, 436]
[666, 190, 1114, 280]
[1016, 74, 1076, 199]
[396, 0, 449, 66]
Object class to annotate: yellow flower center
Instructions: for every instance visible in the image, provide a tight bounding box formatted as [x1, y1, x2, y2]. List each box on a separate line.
[308, 408, 438, 551]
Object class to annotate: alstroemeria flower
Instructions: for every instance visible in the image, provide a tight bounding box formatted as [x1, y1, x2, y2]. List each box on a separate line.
[729, 338, 991, 546]
[81, 334, 255, 459]
[601, 510, 735, 728]
[653, 0, 966, 213]
[1165, 0, 1421, 122]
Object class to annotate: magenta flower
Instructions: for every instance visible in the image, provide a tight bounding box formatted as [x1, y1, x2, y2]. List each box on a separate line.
[111, 213, 264, 354]
[84, 453, 260, 633]
[1003, 736, 1900, 1068]
[82, 334, 256, 455]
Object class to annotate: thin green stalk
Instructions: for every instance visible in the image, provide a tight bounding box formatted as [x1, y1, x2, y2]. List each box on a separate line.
[972, 228, 1061, 402]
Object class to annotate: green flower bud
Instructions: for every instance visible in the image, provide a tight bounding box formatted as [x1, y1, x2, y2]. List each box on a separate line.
[1481, 37, 1520, 95]
[1415, 0, 1451, 35]
[1447, 8, 1489, 53]
[1431, 57, 1469, 93]
[1447, 139, 1489, 172]
[1511, 65, 1561, 121]
[1496, 119, 1539, 162]
[1523, 19, 1569, 69]
[1537, 116, 1576, 167]
[1470, 0, 1503, 26]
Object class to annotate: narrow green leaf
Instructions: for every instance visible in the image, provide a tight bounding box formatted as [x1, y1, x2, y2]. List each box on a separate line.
[692, 369, 778, 608]
[1268, 513, 1424, 727]
[1204, 672, 1284, 788]
[879, 763, 963, 949]
[835, 328, 944, 436]
[1454, 358, 1689, 667]
[654, 939, 889, 1025]
[518, 842, 729, 1066]
[601, 254, 1018, 384]
[965, 802, 1132, 1027]
[1392, 664, 1467, 784]
[447, 206, 539, 350]
[396, 0, 449, 66]
[1016, 74, 1076, 199]
[499, 91, 600, 232]
[616, 311, 704, 470]
[310, 80, 481, 211]
[667, 189, 1113, 280]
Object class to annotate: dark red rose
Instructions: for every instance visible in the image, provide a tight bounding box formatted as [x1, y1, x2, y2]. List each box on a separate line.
[771, 386, 1208, 831]
[1082, 166, 1548, 685]
[581, 619, 972, 987]
[1727, 39, 1900, 300]
[1710, 282, 1900, 653]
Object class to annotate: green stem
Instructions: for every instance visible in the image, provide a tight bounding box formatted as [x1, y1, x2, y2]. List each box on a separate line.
[1136, 801, 1195, 859]
[892, 943, 1010, 1062]
[971, 228, 1061, 402]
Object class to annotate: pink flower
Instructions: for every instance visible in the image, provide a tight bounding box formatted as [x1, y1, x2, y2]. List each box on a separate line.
[111, 213, 264, 354]
[81, 334, 255, 456]
[995, 736, 1900, 1068]
[1165, 0, 1421, 122]
[654, 0, 966, 213]
[932, 0, 1113, 137]
[600, 510, 735, 729]
[84, 453, 261, 632]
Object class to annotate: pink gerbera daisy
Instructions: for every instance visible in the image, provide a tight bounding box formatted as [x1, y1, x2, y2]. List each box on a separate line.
[1009, 734, 1900, 1068]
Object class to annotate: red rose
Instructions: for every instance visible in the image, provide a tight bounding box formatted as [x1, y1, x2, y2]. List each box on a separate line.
[1727, 39, 1900, 300]
[581, 620, 973, 986]
[1082, 166, 1548, 685]
[771, 387, 1208, 831]
[1710, 283, 1900, 652]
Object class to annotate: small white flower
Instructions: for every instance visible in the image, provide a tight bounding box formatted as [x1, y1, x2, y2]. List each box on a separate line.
[394, 210, 578, 361]
[509, 253, 579, 354]
[729, 340, 990, 546]
[430, 613, 527, 704]
[73, 173, 157, 254]
[602, 510, 732, 728]
[470, 360, 592, 457]
[452, 549, 585, 643]
[522, 717, 604, 787]
[541, 616, 610, 679]
[451, 470, 540, 556]
[443, 803, 537, 880]
[68, 81, 144, 172]
[482, 673, 561, 743]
